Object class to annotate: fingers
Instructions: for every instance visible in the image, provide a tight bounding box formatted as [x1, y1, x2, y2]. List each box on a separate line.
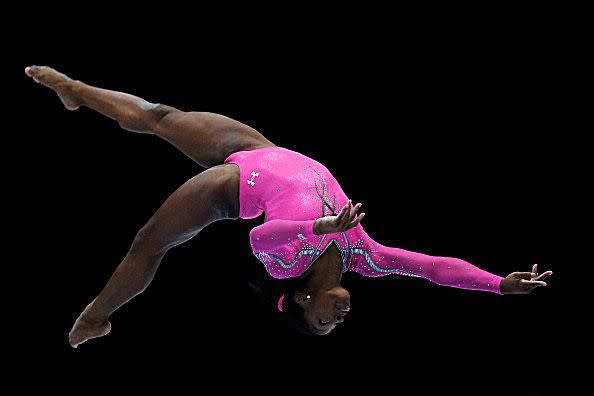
[330, 200, 365, 232]
[338, 201, 352, 228]
[515, 264, 553, 281]
[344, 201, 353, 224]
[347, 202, 362, 223]
[530, 263, 553, 281]
[534, 270, 553, 280]
[520, 279, 547, 287]
[343, 202, 363, 229]
[336, 202, 350, 223]
[349, 213, 365, 228]
[513, 272, 537, 280]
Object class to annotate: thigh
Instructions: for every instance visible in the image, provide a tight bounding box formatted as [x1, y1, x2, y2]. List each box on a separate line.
[154, 109, 276, 168]
[131, 164, 240, 256]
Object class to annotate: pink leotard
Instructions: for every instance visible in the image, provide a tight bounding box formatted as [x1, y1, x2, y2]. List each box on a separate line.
[224, 147, 503, 294]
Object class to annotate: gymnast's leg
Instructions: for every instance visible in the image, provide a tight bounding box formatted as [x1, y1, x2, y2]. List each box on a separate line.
[25, 65, 276, 168]
[67, 164, 240, 347]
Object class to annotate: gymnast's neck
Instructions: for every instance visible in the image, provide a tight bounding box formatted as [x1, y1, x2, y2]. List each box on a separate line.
[300, 243, 344, 291]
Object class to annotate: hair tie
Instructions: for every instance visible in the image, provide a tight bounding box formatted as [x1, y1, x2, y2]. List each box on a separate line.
[277, 294, 285, 312]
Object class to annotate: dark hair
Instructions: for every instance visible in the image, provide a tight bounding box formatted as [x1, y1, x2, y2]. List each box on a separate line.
[248, 275, 316, 336]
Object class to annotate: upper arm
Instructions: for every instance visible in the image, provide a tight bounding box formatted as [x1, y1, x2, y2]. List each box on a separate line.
[129, 164, 239, 257]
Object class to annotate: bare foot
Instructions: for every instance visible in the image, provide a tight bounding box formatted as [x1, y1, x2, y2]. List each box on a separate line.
[25, 65, 82, 110]
[68, 310, 112, 348]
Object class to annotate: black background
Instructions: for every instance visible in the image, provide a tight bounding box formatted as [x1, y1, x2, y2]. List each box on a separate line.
[6, 3, 579, 395]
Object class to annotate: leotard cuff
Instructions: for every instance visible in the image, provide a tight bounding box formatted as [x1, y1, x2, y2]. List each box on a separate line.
[308, 219, 316, 236]
[491, 275, 504, 295]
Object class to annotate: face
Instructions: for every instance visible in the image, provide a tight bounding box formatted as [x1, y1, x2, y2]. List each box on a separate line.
[295, 286, 351, 335]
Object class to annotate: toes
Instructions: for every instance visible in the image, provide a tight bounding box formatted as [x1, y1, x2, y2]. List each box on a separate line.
[25, 65, 42, 74]
[68, 335, 80, 348]
[25, 65, 41, 82]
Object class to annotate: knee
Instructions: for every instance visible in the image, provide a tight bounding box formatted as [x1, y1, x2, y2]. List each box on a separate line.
[146, 103, 174, 120]
[128, 226, 150, 256]
[146, 104, 178, 132]
[118, 103, 176, 133]
[128, 223, 167, 258]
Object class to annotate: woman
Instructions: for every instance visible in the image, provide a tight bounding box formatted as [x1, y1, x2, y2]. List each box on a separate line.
[25, 66, 552, 345]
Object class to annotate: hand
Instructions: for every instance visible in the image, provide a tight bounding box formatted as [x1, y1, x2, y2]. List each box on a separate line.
[68, 302, 112, 348]
[314, 200, 365, 235]
[500, 264, 553, 295]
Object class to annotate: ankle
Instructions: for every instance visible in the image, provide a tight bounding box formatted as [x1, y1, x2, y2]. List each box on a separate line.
[69, 79, 83, 95]
[81, 301, 108, 324]
[63, 80, 85, 106]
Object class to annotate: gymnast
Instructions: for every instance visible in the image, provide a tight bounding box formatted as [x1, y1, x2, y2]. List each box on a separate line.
[24, 66, 553, 345]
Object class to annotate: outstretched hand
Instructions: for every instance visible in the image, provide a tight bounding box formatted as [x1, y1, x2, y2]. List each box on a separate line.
[313, 200, 365, 235]
[500, 264, 553, 294]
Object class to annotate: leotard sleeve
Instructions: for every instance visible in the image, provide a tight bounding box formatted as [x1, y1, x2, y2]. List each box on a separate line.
[352, 230, 504, 294]
[249, 220, 504, 294]
[249, 219, 317, 254]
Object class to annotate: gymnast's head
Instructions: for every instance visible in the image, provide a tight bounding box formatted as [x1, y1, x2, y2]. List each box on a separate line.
[278, 283, 350, 336]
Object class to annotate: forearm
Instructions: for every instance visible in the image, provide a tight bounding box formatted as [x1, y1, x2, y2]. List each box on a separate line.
[84, 252, 164, 321]
[70, 80, 166, 133]
[424, 255, 503, 294]
[389, 245, 503, 294]
[355, 232, 503, 294]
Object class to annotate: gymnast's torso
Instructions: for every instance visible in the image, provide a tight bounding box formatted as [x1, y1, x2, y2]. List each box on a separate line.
[224, 146, 354, 275]
[224, 147, 419, 280]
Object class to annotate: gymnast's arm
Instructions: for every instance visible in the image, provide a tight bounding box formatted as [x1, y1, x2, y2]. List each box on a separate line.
[68, 166, 239, 348]
[249, 201, 365, 252]
[354, 230, 553, 294]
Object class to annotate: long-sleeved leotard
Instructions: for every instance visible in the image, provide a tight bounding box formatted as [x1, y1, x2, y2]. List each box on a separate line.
[224, 147, 503, 294]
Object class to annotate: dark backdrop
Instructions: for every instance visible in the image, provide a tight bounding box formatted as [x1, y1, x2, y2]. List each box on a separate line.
[7, 4, 578, 395]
